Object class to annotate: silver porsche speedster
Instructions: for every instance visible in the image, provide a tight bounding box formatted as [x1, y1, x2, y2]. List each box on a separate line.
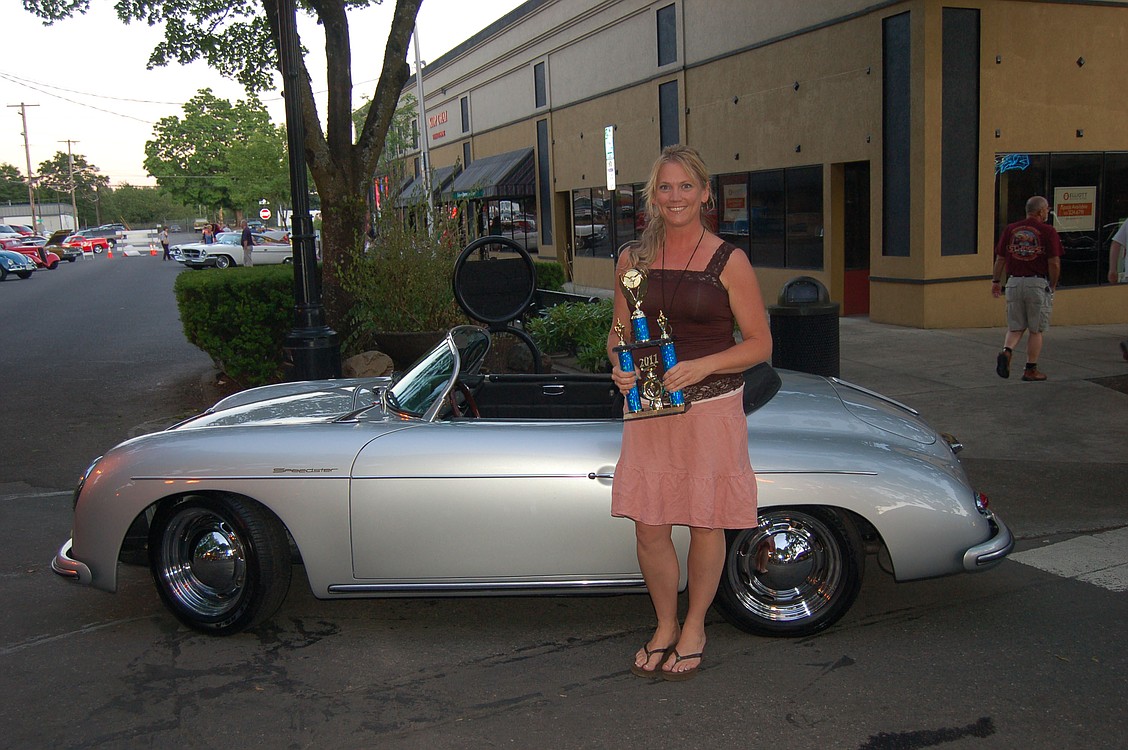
[53, 326, 1012, 636]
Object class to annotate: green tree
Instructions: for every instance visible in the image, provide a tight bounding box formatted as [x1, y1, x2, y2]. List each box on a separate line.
[36, 151, 110, 227]
[144, 89, 281, 219]
[0, 163, 29, 204]
[25, 0, 423, 330]
[98, 184, 194, 227]
[225, 124, 291, 217]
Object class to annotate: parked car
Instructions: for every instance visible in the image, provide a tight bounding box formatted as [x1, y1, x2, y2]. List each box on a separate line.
[42, 230, 84, 262]
[175, 231, 292, 269]
[0, 248, 37, 280]
[0, 238, 60, 269]
[60, 232, 110, 255]
[8, 223, 37, 236]
[72, 226, 122, 247]
[0, 224, 25, 239]
[53, 326, 1012, 636]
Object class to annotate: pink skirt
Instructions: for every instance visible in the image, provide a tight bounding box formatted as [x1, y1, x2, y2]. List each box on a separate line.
[611, 390, 758, 529]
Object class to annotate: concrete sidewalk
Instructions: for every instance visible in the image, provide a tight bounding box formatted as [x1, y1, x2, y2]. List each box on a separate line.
[836, 318, 1128, 464]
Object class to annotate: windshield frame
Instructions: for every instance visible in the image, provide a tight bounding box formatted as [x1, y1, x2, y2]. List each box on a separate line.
[384, 325, 491, 422]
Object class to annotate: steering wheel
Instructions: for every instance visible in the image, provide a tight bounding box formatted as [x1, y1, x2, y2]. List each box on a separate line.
[450, 382, 480, 418]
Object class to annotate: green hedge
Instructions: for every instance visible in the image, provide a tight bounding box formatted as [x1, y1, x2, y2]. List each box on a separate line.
[533, 260, 566, 292]
[526, 298, 614, 373]
[174, 266, 295, 387]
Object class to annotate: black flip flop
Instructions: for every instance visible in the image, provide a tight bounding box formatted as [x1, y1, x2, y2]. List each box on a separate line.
[661, 649, 704, 681]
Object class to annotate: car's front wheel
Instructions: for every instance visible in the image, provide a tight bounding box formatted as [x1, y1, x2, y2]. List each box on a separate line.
[714, 507, 863, 637]
[17, 271, 32, 279]
[148, 494, 292, 635]
[214, 255, 233, 269]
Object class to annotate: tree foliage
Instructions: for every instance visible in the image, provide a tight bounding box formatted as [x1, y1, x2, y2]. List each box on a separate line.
[35, 151, 110, 226]
[144, 89, 286, 218]
[1, 163, 29, 204]
[24, 0, 425, 330]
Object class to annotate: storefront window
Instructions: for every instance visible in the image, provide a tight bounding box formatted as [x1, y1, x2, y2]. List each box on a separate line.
[749, 170, 785, 267]
[786, 166, 824, 269]
[995, 151, 1128, 286]
[716, 173, 750, 255]
[614, 185, 637, 248]
[480, 198, 538, 253]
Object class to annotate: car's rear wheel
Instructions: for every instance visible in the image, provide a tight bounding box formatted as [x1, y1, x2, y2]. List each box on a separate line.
[714, 507, 863, 637]
[148, 494, 292, 635]
[215, 255, 233, 269]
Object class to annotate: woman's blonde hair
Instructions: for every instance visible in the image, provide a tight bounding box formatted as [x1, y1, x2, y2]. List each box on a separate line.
[625, 144, 713, 272]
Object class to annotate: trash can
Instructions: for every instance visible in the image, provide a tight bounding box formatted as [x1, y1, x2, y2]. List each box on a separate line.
[768, 276, 840, 377]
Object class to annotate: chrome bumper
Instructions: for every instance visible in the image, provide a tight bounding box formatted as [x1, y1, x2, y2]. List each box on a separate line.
[51, 538, 92, 584]
[962, 512, 1014, 571]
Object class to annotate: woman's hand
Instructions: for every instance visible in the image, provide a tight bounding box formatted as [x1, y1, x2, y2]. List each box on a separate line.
[611, 363, 638, 396]
[662, 358, 711, 393]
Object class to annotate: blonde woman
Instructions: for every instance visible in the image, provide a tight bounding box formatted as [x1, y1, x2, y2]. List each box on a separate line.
[608, 145, 772, 680]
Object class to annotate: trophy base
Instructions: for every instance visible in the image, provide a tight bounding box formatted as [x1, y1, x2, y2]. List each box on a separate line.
[623, 402, 688, 421]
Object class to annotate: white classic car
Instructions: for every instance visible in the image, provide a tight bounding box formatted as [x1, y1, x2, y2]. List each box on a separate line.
[53, 326, 1012, 636]
[173, 232, 292, 269]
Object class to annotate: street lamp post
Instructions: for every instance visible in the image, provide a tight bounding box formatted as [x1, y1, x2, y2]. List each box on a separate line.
[276, 0, 340, 380]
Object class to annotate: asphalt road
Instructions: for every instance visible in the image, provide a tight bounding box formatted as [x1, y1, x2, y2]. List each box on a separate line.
[1, 252, 1126, 749]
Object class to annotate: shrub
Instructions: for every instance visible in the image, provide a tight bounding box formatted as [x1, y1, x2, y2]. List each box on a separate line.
[533, 260, 566, 291]
[340, 208, 469, 355]
[527, 298, 614, 373]
[175, 266, 296, 387]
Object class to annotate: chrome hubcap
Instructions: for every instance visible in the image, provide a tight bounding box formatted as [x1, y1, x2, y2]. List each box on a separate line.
[728, 511, 844, 623]
[158, 507, 247, 619]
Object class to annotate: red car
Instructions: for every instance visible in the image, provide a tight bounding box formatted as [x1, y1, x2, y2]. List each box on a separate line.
[0, 238, 60, 269]
[64, 234, 110, 254]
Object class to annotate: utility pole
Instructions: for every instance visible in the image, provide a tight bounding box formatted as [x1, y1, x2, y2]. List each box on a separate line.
[60, 139, 79, 230]
[412, 25, 434, 234]
[7, 103, 39, 232]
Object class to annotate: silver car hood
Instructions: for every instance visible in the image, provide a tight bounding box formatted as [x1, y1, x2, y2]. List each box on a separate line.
[175, 377, 395, 429]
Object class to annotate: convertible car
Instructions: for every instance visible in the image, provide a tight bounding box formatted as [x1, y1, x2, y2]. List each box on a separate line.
[53, 326, 1012, 637]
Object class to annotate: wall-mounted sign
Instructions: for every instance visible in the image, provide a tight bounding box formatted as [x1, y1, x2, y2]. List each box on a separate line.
[1053, 186, 1096, 232]
[605, 125, 616, 191]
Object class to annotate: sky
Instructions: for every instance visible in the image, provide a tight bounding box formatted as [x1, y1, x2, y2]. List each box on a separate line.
[1, 0, 525, 189]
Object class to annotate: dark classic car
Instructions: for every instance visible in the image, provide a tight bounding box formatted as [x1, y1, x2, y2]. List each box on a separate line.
[54, 327, 1012, 637]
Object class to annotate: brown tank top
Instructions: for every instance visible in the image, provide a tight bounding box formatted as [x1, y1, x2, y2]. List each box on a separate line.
[634, 242, 745, 402]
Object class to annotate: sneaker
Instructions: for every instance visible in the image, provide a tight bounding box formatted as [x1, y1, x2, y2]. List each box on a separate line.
[1021, 368, 1048, 382]
[996, 349, 1012, 379]
[1120, 340, 1128, 362]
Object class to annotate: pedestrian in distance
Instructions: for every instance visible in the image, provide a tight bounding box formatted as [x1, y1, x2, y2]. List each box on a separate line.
[608, 144, 772, 681]
[1107, 220, 1128, 361]
[202, 224, 213, 245]
[159, 226, 170, 261]
[991, 195, 1062, 381]
[240, 220, 254, 267]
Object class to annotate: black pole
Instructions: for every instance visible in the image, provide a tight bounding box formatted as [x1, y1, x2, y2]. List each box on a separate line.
[277, 0, 341, 380]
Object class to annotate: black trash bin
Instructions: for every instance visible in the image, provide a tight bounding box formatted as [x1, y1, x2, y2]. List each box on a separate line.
[768, 276, 840, 377]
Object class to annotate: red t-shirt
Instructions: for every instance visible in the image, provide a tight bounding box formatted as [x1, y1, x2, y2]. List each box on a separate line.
[994, 217, 1063, 278]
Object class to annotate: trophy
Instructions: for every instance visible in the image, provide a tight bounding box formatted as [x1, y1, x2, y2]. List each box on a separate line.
[613, 268, 687, 419]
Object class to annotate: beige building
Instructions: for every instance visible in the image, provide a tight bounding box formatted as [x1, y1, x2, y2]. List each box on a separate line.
[398, 0, 1128, 327]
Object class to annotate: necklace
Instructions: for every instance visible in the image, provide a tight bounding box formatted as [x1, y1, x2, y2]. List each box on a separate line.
[661, 226, 707, 314]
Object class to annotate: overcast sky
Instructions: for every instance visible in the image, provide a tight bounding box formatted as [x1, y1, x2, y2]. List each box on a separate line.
[2, 1, 524, 189]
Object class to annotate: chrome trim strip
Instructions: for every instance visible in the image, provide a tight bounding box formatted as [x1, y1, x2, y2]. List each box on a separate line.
[131, 475, 351, 482]
[131, 469, 879, 482]
[328, 578, 648, 594]
[830, 377, 920, 416]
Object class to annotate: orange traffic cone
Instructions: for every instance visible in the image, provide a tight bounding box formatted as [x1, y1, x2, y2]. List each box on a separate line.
[107, 247, 113, 258]
[150, 243, 158, 256]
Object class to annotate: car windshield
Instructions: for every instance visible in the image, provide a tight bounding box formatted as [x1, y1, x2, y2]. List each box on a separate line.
[385, 326, 491, 419]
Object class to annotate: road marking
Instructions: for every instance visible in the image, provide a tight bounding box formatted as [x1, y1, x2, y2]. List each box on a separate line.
[1010, 527, 1128, 592]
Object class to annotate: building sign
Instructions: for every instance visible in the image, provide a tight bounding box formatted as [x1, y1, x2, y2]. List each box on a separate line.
[1053, 186, 1096, 232]
[605, 125, 616, 191]
[428, 108, 451, 142]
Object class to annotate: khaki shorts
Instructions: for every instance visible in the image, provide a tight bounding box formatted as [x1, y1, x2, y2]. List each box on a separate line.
[1005, 276, 1053, 333]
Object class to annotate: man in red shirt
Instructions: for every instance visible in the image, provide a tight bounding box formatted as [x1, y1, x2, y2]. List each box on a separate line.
[991, 195, 1062, 381]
